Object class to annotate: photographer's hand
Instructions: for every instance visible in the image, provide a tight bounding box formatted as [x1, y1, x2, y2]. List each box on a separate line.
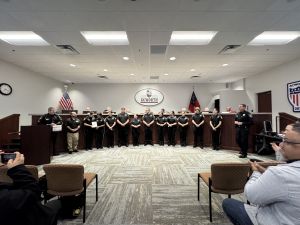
[7, 152, 24, 169]
[250, 161, 266, 174]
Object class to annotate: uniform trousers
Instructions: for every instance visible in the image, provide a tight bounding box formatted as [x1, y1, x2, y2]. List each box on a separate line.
[67, 132, 79, 152]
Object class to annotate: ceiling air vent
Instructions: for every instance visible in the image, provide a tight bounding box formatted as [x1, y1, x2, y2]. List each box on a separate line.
[150, 45, 167, 54]
[97, 75, 108, 79]
[55, 45, 80, 55]
[218, 45, 241, 54]
[150, 76, 159, 79]
[190, 75, 201, 79]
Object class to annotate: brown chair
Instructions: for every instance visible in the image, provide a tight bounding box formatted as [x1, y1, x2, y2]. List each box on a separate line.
[43, 164, 98, 223]
[0, 165, 39, 183]
[198, 163, 250, 222]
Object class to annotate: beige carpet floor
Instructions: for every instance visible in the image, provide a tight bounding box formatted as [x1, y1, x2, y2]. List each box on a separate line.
[52, 145, 273, 225]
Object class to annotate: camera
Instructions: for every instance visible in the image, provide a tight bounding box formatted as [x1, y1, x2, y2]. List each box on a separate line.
[1, 153, 16, 164]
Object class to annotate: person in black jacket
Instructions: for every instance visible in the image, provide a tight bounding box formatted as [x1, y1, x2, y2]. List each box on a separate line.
[0, 151, 60, 225]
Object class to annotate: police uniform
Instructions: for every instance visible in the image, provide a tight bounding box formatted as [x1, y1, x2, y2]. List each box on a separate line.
[167, 115, 177, 146]
[83, 114, 96, 150]
[192, 112, 205, 148]
[156, 115, 166, 145]
[105, 115, 116, 148]
[131, 118, 141, 146]
[65, 117, 81, 153]
[210, 114, 222, 150]
[235, 110, 253, 157]
[95, 115, 105, 149]
[117, 112, 129, 147]
[143, 113, 155, 145]
[38, 113, 62, 155]
[178, 115, 189, 146]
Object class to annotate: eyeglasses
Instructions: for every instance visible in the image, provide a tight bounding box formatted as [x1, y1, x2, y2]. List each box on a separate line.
[282, 138, 300, 145]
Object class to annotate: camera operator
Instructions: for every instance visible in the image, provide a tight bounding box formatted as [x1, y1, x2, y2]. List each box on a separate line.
[0, 151, 60, 225]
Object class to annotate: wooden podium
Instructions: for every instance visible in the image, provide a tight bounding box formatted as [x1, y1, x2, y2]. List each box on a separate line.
[21, 125, 51, 165]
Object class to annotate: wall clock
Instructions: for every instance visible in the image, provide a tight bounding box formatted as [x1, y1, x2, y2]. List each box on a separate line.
[0, 83, 13, 96]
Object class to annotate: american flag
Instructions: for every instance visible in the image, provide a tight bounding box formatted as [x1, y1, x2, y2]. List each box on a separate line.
[59, 92, 73, 110]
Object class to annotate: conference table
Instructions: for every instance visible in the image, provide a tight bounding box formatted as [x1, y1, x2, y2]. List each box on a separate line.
[30, 113, 272, 154]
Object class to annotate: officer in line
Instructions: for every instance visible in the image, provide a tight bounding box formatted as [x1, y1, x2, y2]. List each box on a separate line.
[65, 111, 81, 154]
[117, 107, 130, 147]
[83, 111, 96, 150]
[209, 108, 222, 150]
[156, 112, 167, 146]
[167, 111, 177, 146]
[192, 107, 205, 148]
[142, 108, 155, 145]
[38, 107, 62, 156]
[105, 111, 116, 148]
[234, 104, 253, 158]
[178, 109, 189, 147]
[95, 113, 105, 149]
[131, 114, 141, 146]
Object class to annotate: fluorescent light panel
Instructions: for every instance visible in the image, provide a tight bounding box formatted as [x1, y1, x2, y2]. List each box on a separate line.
[169, 31, 218, 45]
[0, 31, 49, 46]
[81, 31, 129, 45]
[248, 31, 300, 45]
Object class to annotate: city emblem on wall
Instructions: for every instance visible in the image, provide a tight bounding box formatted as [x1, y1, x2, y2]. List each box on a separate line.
[287, 80, 300, 112]
[135, 88, 164, 106]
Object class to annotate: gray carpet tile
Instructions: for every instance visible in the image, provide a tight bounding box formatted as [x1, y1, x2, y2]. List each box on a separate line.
[53, 145, 274, 225]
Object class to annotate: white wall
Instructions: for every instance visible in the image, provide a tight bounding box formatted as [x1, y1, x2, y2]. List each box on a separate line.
[219, 90, 253, 113]
[68, 83, 227, 113]
[0, 60, 63, 126]
[232, 57, 300, 127]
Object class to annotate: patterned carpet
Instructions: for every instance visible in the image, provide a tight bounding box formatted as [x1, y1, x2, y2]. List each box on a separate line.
[51, 145, 273, 225]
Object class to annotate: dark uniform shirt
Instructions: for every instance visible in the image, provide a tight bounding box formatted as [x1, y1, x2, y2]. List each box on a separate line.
[210, 114, 223, 127]
[167, 115, 177, 124]
[66, 117, 81, 133]
[117, 113, 129, 124]
[156, 116, 166, 125]
[178, 116, 189, 124]
[96, 116, 105, 126]
[192, 112, 204, 125]
[235, 111, 253, 128]
[143, 113, 155, 124]
[105, 116, 116, 126]
[38, 113, 62, 125]
[83, 115, 96, 126]
[131, 118, 140, 126]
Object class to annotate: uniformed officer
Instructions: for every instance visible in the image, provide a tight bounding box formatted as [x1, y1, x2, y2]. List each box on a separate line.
[117, 107, 130, 147]
[131, 114, 141, 146]
[192, 107, 205, 148]
[95, 113, 105, 149]
[38, 107, 62, 156]
[167, 111, 177, 146]
[142, 108, 155, 145]
[105, 111, 116, 148]
[65, 111, 81, 154]
[178, 110, 189, 146]
[234, 104, 253, 158]
[83, 111, 97, 150]
[156, 112, 167, 146]
[210, 108, 222, 150]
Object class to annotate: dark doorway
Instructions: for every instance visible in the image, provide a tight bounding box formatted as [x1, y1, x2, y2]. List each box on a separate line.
[257, 91, 272, 113]
[214, 99, 220, 111]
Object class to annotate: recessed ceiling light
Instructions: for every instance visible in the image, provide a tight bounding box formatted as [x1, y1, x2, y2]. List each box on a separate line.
[169, 31, 218, 45]
[0, 31, 49, 46]
[130, 73, 135, 76]
[222, 63, 229, 67]
[248, 31, 300, 45]
[190, 69, 196, 72]
[70, 64, 76, 67]
[169, 56, 176, 61]
[164, 73, 169, 76]
[80, 31, 129, 45]
[123, 56, 129, 60]
[103, 69, 108, 72]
